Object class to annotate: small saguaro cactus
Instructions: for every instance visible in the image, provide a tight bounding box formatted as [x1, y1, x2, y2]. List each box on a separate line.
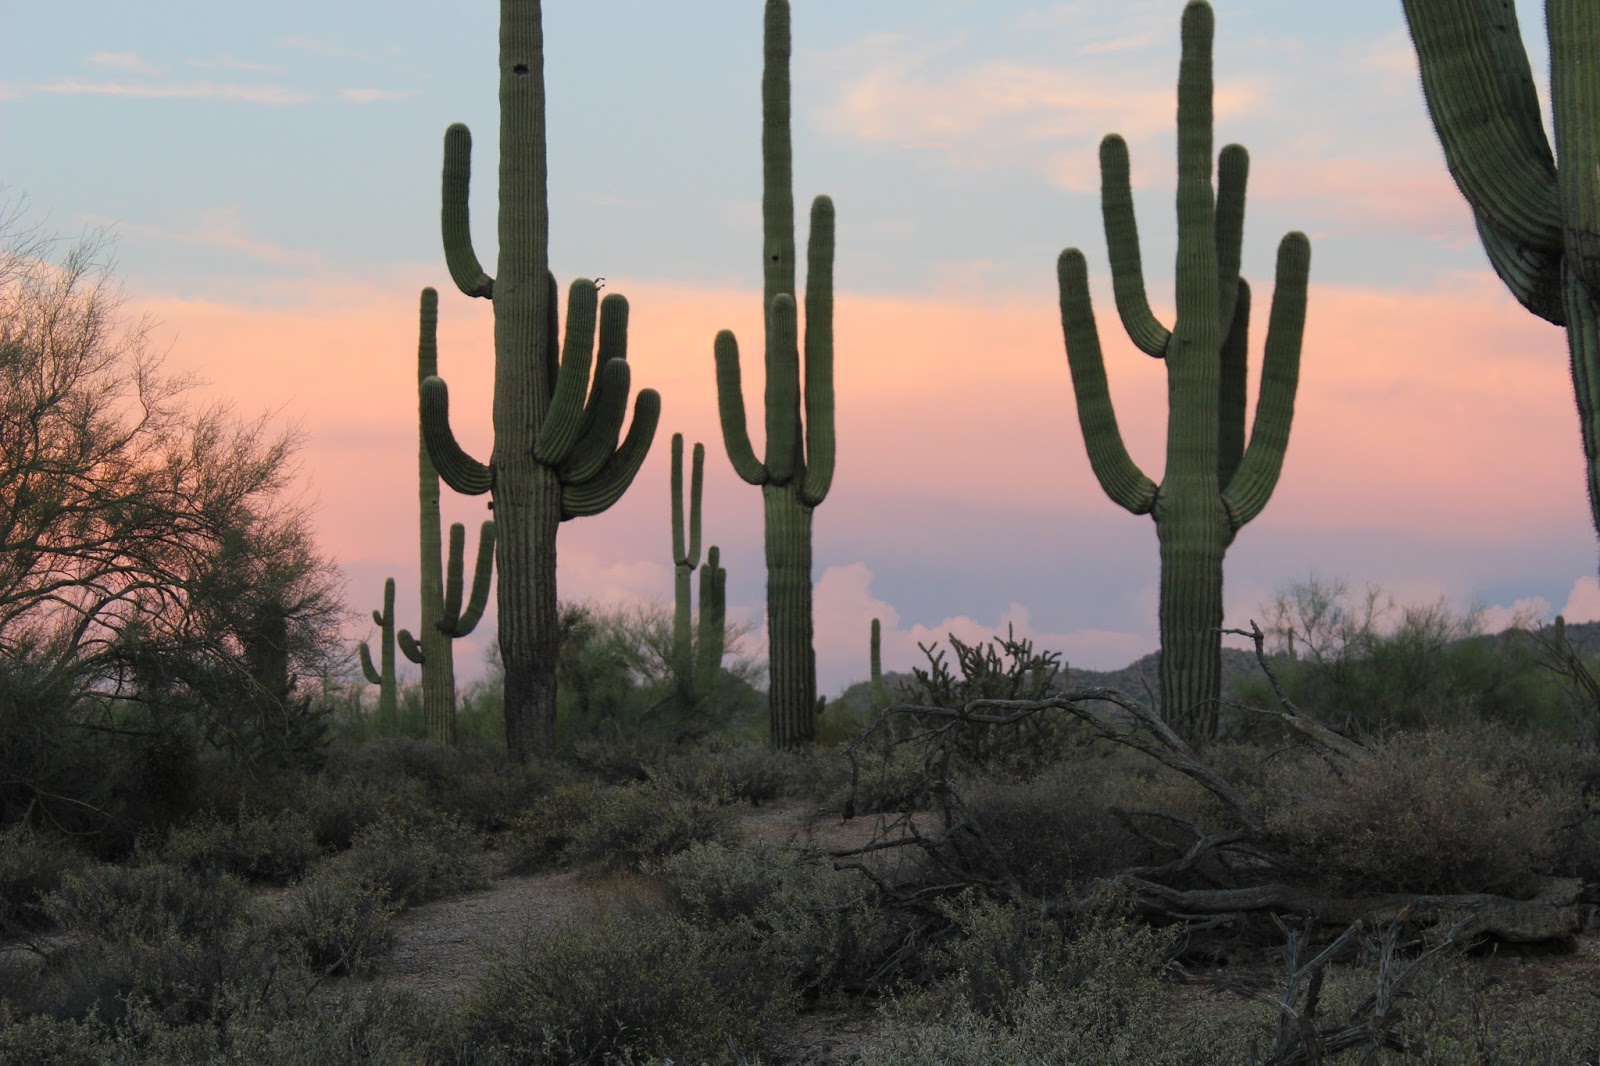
[418, 0, 661, 762]
[870, 617, 886, 710]
[399, 288, 496, 746]
[668, 433, 729, 708]
[357, 577, 400, 730]
[1057, 0, 1310, 742]
[1400, 0, 1600, 557]
[714, 0, 836, 749]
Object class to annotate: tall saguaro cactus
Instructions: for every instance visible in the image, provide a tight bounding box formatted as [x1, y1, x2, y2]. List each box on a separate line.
[1057, 0, 1311, 742]
[714, 0, 836, 748]
[357, 578, 400, 730]
[396, 288, 496, 747]
[1400, 0, 1600, 554]
[419, 0, 661, 762]
[669, 433, 727, 707]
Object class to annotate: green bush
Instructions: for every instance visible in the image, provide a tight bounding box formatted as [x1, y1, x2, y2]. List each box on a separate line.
[458, 908, 793, 1064]
[311, 811, 489, 908]
[653, 839, 890, 997]
[277, 868, 401, 976]
[26, 862, 289, 1026]
[508, 779, 745, 875]
[1254, 726, 1559, 895]
[158, 806, 323, 883]
[0, 826, 87, 937]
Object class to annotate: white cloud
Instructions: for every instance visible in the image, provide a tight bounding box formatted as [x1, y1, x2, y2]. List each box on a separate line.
[1478, 595, 1552, 634]
[1561, 576, 1600, 624]
[23, 78, 311, 105]
[87, 51, 163, 76]
[340, 87, 419, 104]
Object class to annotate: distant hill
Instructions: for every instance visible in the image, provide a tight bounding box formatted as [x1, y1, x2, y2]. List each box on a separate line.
[824, 618, 1598, 715]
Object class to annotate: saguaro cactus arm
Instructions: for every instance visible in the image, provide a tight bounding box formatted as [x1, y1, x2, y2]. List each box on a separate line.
[441, 124, 495, 299]
[397, 629, 425, 665]
[420, 377, 493, 496]
[713, 331, 771, 486]
[358, 641, 385, 683]
[801, 195, 837, 507]
[1222, 235, 1311, 528]
[532, 279, 600, 465]
[694, 544, 728, 686]
[1056, 249, 1159, 515]
[1100, 135, 1171, 357]
[671, 434, 705, 570]
[559, 390, 661, 518]
[440, 520, 496, 636]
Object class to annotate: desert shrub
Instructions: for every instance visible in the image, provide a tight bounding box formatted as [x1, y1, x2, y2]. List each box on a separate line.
[653, 839, 891, 997]
[311, 811, 489, 908]
[508, 779, 744, 875]
[1236, 577, 1568, 737]
[158, 806, 322, 883]
[26, 862, 290, 1026]
[277, 868, 401, 977]
[961, 753, 1220, 896]
[458, 908, 792, 1065]
[865, 886, 1221, 1064]
[0, 984, 444, 1065]
[0, 826, 88, 937]
[1254, 727, 1559, 895]
[646, 740, 810, 807]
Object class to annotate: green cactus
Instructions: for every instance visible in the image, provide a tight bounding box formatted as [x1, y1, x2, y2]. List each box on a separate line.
[669, 433, 727, 708]
[714, 0, 836, 749]
[418, 0, 661, 762]
[1400, 0, 1600, 551]
[396, 288, 495, 747]
[870, 617, 886, 710]
[1057, 0, 1311, 743]
[357, 577, 400, 730]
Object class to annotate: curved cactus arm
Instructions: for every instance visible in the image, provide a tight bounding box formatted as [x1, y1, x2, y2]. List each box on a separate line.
[441, 123, 495, 300]
[1057, 249, 1158, 514]
[764, 293, 801, 486]
[441, 520, 496, 636]
[561, 389, 662, 518]
[800, 195, 836, 508]
[560, 359, 631, 483]
[397, 629, 425, 665]
[670, 434, 705, 569]
[1099, 134, 1172, 358]
[1222, 231, 1310, 529]
[1216, 278, 1252, 489]
[533, 278, 599, 466]
[1474, 214, 1564, 324]
[420, 376, 493, 496]
[1400, 0, 1560, 252]
[1550, 0, 1600, 293]
[357, 640, 383, 685]
[714, 330, 770, 486]
[1215, 144, 1248, 333]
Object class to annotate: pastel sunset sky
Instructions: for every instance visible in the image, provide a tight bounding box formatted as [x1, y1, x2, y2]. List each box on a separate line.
[2, 0, 1590, 696]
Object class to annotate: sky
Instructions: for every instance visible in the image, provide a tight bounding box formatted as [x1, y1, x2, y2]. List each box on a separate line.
[1, 0, 1592, 698]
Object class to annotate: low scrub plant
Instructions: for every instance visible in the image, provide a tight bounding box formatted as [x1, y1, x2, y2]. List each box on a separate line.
[158, 806, 323, 884]
[508, 779, 745, 874]
[311, 810, 489, 907]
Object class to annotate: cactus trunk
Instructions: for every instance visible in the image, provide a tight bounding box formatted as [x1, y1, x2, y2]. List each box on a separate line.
[765, 485, 816, 746]
[1156, 511, 1228, 741]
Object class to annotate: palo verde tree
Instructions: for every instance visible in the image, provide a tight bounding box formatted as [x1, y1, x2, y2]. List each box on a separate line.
[419, 0, 660, 761]
[1400, 0, 1600, 557]
[1056, 1, 1311, 742]
[714, 0, 836, 748]
[398, 288, 495, 745]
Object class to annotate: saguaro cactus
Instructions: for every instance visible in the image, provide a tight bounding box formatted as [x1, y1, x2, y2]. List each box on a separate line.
[1057, 0, 1311, 742]
[714, 0, 836, 748]
[669, 433, 727, 707]
[1400, 0, 1600, 554]
[419, 0, 661, 762]
[397, 288, 496, 747]
[357, 577, 400, 730]
[870, 617, 886, 710]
